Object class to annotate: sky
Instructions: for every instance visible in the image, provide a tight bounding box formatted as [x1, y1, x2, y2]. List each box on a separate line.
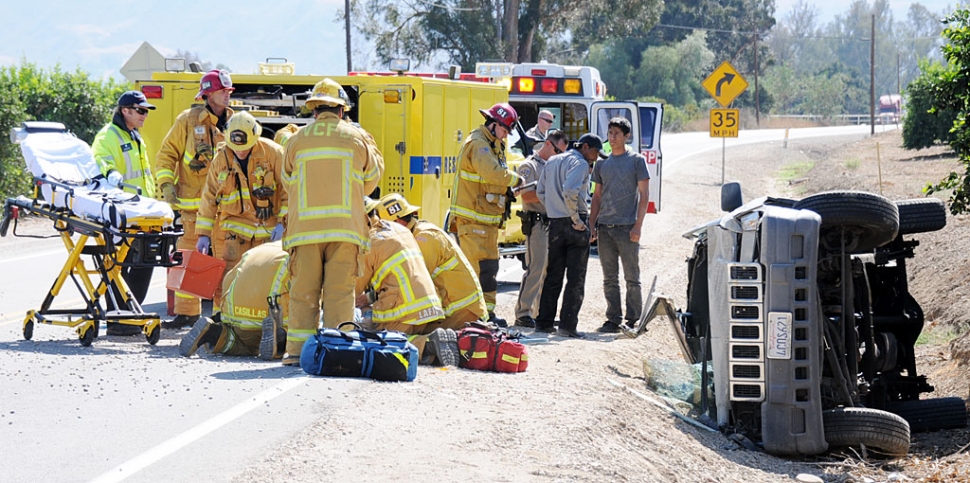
[0, 0, 963, 83]
[0, 0, 354, 81]
[774, 0, 958, 24]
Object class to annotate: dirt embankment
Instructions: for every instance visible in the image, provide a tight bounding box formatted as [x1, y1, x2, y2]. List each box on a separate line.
[232, 129, 969, 483]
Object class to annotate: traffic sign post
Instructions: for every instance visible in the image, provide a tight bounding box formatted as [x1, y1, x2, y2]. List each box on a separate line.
[702, 61, 748, 108]
[703, 62, 749, 185]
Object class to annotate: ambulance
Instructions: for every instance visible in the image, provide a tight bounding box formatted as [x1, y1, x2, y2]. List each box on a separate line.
[134, 60, 514, 248]
[473, 62, 664, 213]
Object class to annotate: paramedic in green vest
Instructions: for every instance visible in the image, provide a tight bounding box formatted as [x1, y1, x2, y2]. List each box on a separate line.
[91, 90, 158, 336]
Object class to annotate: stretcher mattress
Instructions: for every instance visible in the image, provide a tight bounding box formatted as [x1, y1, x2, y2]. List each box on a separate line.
[21, 131, 174, 228]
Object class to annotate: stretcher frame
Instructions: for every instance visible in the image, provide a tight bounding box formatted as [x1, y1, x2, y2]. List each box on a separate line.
[1, 177, 183, 346]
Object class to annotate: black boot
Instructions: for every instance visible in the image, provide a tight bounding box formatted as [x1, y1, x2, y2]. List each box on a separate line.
[488, 312, 508, 328]
[162, 314, 199, 330]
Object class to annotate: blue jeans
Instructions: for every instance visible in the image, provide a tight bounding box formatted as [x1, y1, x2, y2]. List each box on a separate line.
[596, 224, 642, 325]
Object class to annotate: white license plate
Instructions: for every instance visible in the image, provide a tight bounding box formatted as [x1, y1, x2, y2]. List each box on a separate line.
[766, 312, 792, 359]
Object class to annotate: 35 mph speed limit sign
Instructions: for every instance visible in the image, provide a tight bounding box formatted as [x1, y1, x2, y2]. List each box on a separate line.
[710, 108, 739, 138]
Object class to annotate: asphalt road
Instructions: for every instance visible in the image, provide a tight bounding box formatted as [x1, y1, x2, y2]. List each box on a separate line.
[0, 123, 894, 482]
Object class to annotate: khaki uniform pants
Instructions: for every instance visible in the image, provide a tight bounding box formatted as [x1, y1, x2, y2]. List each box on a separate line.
[442, 307, 483, 330]
[174, 212, 202, 316]
[374, 318, 463, 357]
[174, 212, 224, 316]
[213, 234, 263, 312]
[210, 325, 260, 357]
[514, 220, 549, 319]
[286, 242, 359, 356]
[456, 218, 499, 312]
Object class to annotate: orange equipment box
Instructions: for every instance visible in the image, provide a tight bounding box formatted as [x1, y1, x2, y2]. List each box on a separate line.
[166, 249, 226, 300]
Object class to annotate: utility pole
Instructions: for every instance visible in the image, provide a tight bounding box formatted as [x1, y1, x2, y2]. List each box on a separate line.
[897, 52, 901, 94]
[345, 0, 352, 73]
[754, 33, 760, 127]
[870, 14, 875, 136]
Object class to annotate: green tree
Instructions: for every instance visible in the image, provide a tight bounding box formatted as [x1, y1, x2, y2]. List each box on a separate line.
[902, 59, 955, 150]
[352, 0, 662, 72]
[924, 9, 970, 213]
[633, 31, 715, 106]
[0, 62, 124, 200]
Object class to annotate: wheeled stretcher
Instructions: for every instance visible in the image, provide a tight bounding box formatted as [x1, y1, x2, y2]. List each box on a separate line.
[1, 122, 182, 345]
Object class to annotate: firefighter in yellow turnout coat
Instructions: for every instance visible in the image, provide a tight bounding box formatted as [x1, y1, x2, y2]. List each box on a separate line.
[156, 69, 235, 329]
[450, 103, 521, 326]
[377, 193, 486, 328]
[282, 78, 383, 365]
[178, 241, 291, 360]
[196, 112, 287, 310]
[358, 198, 445, 356]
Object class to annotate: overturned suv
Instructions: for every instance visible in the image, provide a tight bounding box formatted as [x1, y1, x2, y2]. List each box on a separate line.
[676, 185, 967, 457]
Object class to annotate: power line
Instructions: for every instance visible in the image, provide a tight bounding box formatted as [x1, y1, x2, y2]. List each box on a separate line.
[654, 22, 940, 43]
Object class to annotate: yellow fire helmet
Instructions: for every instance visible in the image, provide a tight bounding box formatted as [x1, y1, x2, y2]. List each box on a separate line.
[305, 78, 351, 110]
[364, 196, 381, 214]
[378, 193, 420, 221]
[225, 111, 262, 151]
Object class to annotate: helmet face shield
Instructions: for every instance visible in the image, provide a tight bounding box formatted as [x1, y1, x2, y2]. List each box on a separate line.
[229, 130, 249, 146]
[225, 112, 261, 151]
[218, 70, 233, 89]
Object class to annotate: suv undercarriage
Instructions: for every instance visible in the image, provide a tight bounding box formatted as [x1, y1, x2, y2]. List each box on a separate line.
[676, 185, 967, 457]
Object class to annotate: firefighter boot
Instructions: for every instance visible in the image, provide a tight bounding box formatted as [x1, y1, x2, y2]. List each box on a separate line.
[258, 314, 285, 361]
[427, 328, 459, 367]
[179, 317, 223, 357]
[488, 312, 508, 328]
[162, 314, 199, 330]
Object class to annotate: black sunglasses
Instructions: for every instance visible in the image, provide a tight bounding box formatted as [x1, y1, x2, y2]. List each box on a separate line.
[130, 107, 149, 115]
[539, 117, 554, 123]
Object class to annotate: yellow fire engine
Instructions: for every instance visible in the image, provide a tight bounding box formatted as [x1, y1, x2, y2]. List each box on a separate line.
[134, 61, 523, 250]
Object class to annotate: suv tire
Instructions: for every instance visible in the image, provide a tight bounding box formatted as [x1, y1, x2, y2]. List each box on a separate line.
[885, 396, 968, 432]
[823, 407, 911, 457]
[896, 198, 947, 235]
[794, 191, 899, 252]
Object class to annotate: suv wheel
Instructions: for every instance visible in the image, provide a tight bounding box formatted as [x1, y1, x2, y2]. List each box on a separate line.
[896, 198, 947, 235]
[823, 407, 911, 457]
[793, 191, 899, 253]
[885, 397, 968, 432]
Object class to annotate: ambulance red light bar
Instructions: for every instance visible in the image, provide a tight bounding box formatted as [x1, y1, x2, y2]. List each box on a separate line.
[511, 77, 582, 96]
[140, 85, 163, 99]
[531, 69, 547, 76]
[541, 79, 558, 93]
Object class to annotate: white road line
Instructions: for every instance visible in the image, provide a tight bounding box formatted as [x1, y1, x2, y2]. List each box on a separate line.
[0, 248, 63, 264]
[90, 376, 306, 483]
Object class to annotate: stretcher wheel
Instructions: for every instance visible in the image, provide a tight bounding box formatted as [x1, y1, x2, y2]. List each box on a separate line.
[23, 319, 34, 341]
[79, 324, 96, 347]
[146, 326, 160, 345]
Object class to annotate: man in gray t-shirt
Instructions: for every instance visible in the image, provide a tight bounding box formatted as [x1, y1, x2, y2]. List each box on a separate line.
[589, 117, 651, 333]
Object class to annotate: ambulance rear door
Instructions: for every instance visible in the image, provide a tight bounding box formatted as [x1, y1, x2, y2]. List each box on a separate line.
[589, 101, 663, 213]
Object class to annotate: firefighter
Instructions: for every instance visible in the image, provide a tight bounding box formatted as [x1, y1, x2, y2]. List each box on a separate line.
[450, 102, 522, 327]
[91, 90, 158, 335]
[377, 193, 486, 327]
[358, 197, 453, 366]
[178, 241, 290, 360]
[273, 123, 300, 146]
[155, 69, 235, 329]
[195, 111, 286, 312]
[281, 78, 384, 366]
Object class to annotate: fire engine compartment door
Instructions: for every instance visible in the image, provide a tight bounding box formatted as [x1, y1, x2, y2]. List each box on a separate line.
[359, 83, 409, 198]
[589, 101, 663, 213]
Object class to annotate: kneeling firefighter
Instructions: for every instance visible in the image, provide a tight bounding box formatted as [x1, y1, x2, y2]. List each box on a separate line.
[179, 241, 290, 360]
[358, 197, 458, 366]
